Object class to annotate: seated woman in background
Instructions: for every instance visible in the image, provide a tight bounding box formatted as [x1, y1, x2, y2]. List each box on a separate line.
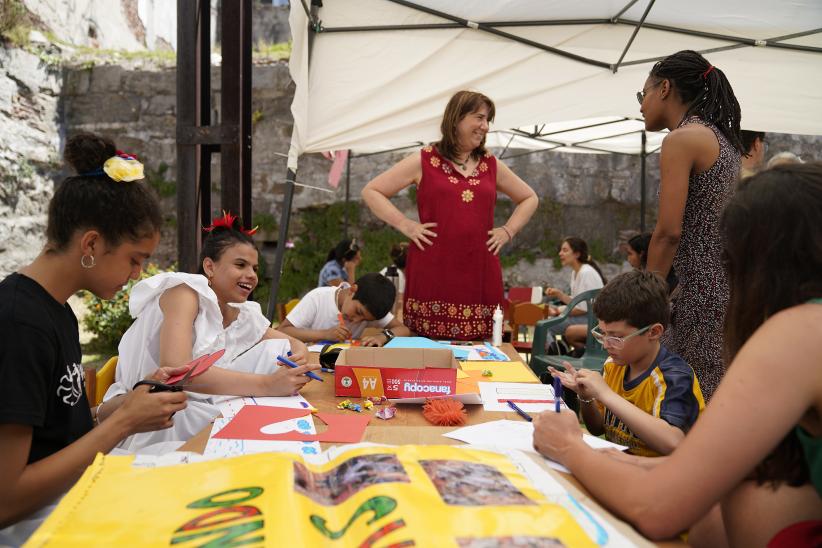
[533, 164, 822, 546]
[318, 238, 361, 287]
[544, 237, 606, 350]
[102, 213, 319, 452]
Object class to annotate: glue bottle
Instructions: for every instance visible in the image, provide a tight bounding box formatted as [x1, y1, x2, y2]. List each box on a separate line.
[492, 305, 503, 347]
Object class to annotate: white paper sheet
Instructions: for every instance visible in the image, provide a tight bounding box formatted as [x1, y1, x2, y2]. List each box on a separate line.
[478, 382, 565, 413]
[203, 413, 322, 459]
[443, 420, 627, 474]
[215, 394, 313, 418]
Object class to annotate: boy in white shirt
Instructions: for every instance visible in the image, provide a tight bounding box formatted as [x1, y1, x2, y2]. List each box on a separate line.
[279, 273, 412, 346]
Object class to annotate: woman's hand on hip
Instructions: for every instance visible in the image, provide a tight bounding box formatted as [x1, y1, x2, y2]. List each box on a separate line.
[399, 219, 437, 250]
[486, 227, 512, 255]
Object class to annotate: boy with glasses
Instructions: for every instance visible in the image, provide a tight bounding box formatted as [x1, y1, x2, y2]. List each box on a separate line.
[549, 270, 704, 456]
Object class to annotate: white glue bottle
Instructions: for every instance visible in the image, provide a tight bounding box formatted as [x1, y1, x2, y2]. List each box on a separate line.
[492, 305, 503, 347]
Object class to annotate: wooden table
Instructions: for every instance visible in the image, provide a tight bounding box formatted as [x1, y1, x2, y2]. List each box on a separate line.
[181, 343, 682, 547]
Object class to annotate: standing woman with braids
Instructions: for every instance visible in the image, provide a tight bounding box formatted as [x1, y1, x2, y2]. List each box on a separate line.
[640, 50, 744, 400]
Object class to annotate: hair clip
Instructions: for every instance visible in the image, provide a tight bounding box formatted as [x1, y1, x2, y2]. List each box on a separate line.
[80, 151, 144, 182]
[203, 210, 258, 236]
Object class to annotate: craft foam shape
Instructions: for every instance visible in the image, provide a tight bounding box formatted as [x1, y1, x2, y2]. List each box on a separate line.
[212, 405, 370, 443]
[166, 349, 226, 385]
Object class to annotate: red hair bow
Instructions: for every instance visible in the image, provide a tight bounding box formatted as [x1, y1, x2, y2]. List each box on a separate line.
[202, 211, 258, 236]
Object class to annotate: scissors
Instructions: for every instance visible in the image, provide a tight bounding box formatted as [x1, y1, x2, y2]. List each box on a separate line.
[133, 349, 226, 393]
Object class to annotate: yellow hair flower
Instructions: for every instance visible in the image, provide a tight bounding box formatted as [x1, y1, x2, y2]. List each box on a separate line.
[103, 156, 144, 182]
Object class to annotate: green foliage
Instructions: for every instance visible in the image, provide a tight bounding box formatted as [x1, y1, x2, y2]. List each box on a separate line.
[81, 263, 169, 354]
[251, 110, 264, 125]
[0, 0, 29, 47]
[145, 162, 176, 198]
[252, 212, 277, 233]
[275, 202, 405, 302]
[253, 40, 291, 61]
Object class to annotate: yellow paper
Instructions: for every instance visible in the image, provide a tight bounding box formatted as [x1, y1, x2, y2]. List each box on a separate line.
[461, 361, 539, 383]
[28, 446, 594, 547]
[456, 368, 469, 379]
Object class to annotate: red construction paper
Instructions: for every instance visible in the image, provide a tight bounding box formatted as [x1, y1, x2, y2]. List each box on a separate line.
[166, 349, 226, 385]
[212, 405, 370, 444]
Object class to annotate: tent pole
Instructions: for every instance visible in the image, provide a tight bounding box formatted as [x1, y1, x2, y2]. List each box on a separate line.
[267, 168, 297, 321]
[344, 151, 351, 238]
[640, 131, 647, 233]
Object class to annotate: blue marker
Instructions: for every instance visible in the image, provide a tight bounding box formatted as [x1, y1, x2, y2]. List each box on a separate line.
[553, 376, 563, 413]
[506, 400, 533, 422]
[277, 355, 324, 382]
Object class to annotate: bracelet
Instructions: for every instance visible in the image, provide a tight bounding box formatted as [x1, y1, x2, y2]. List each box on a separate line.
[579, 395, 596, 404]
[95, 400, 106, 426]
[500, 225, 513, 242]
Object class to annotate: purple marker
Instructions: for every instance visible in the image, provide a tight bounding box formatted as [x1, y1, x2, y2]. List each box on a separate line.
[553, 376, 563, 413]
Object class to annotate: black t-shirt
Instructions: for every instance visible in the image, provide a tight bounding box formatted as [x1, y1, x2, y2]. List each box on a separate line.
[0, 273, 92, 463]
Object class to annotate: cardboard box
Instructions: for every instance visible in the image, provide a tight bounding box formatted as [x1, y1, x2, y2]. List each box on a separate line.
[334, 347, 459, 400]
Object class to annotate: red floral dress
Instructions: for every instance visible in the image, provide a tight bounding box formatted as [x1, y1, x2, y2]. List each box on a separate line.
[403, 146, 503, 340]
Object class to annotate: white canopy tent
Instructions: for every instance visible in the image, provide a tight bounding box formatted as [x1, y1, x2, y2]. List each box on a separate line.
[266, 0, 822, 314]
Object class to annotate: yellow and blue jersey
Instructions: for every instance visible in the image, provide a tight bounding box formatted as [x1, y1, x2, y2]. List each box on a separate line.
[596, 345, 705, 457]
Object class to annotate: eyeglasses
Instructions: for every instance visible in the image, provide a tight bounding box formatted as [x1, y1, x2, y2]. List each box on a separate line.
[591, 324, 652, 349]
[636, 81, 663, 105]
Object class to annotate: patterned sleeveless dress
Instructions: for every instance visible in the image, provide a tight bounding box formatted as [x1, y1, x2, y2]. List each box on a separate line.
[403, 146, 504, 340]
[660, 116, 740, 400]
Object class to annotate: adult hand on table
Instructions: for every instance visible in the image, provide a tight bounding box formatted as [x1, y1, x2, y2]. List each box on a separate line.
[532, 409, 586, 465]
[399, 219, 437, 251]
[486, 226, 512, 255]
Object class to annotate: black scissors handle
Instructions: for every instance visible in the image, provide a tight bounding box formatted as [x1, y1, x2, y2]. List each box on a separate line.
[133, 380, 184, 393]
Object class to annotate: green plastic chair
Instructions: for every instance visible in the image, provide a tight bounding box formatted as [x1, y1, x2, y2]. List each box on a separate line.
[530, 288, 606, 381]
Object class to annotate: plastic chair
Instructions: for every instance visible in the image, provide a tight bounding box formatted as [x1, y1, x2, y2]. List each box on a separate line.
[93, 356, 118, 406]
[277, 298, 301, 323]
[530, 288, 606, 380]
[509, 302, 546, 361]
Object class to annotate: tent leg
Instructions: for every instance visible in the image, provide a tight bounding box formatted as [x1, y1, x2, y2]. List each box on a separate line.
[640, 130, 647, 232]
[267, 168, 297, 321]
[344, 152, 351, 238]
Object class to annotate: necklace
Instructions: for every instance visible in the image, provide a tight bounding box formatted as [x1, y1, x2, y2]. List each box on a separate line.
[453, 154, 469, 170]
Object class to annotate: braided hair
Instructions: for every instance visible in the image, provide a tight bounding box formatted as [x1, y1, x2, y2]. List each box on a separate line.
[650, 50, 745, 154]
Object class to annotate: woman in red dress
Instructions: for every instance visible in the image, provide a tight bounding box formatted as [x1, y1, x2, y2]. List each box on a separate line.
[362, 91, 538, 340]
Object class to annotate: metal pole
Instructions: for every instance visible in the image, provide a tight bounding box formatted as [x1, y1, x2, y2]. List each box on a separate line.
[640, 130, 647, 233]
[176, 0, 200, 273]
[343, 151, 351, 238]
[267, 169, 297, 320]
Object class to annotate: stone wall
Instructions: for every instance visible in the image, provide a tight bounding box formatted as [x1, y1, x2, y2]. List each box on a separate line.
[0, 47, 62, 275]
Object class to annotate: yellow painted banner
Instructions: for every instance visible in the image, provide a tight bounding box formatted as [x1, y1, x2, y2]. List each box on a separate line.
[27, 446, 595, 547]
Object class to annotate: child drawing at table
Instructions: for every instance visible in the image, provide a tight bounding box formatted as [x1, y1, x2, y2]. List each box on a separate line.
[549, 270, 704, 457]
[102, 212, 320, 452]
[0, 133, 187, 544]
[279, 273, 412, 347]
